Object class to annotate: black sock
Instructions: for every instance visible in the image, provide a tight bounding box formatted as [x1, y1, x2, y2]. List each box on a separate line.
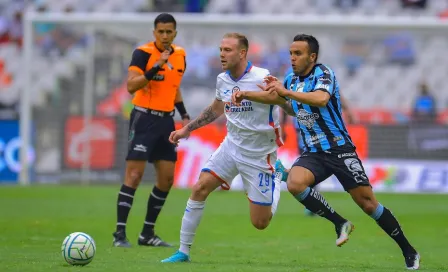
[141, 186, 169, 237]
[294, 187, 346, 226]
[116, 184, 136, 234]
[373, 204, 416, 255]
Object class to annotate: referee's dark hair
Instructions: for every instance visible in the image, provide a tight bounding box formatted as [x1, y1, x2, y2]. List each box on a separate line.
[293, 34, 319, 62]
[154, 13, 177, 29]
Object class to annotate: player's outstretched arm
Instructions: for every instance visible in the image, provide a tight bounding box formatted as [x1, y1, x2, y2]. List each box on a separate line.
[232, 88, 286, 106]
[186, 99, 224, 132]
[169, 99, 224, 146]
[265, 82, 330, 107]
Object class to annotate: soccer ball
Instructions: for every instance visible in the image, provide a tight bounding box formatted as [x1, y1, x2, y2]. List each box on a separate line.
[61, 232, 96, 266]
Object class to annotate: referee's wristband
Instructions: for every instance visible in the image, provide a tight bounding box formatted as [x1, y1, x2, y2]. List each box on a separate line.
[144, 65, 161, 81]
[175, 102, 189, 119]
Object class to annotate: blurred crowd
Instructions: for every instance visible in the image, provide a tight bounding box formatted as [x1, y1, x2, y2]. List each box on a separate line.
[0, 0, 446, 123]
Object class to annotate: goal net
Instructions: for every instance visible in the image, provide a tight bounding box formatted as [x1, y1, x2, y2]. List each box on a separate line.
[19, 12, 448, 192]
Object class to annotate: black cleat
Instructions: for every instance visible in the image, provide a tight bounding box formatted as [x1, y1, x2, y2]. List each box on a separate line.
[138, 234, 172, 247]
[112, 231, 131, 248]
[404, 252, 420, 270]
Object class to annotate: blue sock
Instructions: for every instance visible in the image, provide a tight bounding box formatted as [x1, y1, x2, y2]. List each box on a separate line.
[370, 203, 384, 220]
[295, 187, 311, 201]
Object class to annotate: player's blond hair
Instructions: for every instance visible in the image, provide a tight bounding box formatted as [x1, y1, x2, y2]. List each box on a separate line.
[223, 32, 249, 52]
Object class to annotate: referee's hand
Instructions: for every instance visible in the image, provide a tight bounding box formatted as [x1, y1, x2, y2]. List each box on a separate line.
[169, 127, 190, 146]
[156, 50, 171, 67]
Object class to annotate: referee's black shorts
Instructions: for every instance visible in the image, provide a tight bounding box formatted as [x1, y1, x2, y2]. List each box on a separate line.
[292, 143, 371, 191]
[126, 107, 177, 163]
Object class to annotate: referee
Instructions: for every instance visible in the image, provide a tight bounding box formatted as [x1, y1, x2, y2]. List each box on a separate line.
[113, 13, 190, 248]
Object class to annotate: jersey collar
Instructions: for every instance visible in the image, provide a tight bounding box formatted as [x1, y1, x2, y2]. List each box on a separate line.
[296, 63, 319, 81]
[226, 61, 253, 82]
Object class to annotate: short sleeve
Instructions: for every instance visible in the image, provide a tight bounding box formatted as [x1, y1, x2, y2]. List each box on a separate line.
[215, 77, 223, 101]
[128, 49, 150, 74]
[313, 65, 335, 95]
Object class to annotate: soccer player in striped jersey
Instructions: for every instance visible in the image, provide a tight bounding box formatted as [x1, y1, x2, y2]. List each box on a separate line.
[266, 34, 420, 270]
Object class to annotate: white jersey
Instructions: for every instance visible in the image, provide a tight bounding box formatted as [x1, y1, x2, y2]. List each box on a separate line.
[215, 62, 283, 155]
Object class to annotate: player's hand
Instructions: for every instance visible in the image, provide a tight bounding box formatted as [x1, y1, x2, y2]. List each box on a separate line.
[263, 75, 279, 85]
[231, 91, 246, 106]
[181, 118, 190, 128]
[265, 81, 288, 96]
[157, 50, 170, 67]
[169, 127, 190, 146]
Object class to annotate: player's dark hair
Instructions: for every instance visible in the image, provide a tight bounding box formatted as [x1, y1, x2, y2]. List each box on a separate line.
[293, 34, 319, 61]
[154, 13, 177, 29]
[223, 32, 249, 52]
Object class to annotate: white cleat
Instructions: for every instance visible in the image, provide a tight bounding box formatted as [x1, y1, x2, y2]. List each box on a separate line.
[335, 221, 355, 247]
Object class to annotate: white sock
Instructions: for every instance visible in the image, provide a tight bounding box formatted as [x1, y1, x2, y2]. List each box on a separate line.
[271, 177, 281, 216]
[179, 198, 205, 255]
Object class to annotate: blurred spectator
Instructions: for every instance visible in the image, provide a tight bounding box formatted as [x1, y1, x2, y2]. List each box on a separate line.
[185, 38, 215, 79]
[439, 8, 448, 19]
[383, 32, 415, 66]
[0, 16, 9, 44]
[412, 82, 436, 123]
[8, 9, 22, 47]
[341, 38, 367, 77]
[334, 0, 359, 9]
[184, 0, 208, 12]
[260, 41, 283, 77]
[401, 0, 427, 9]
[153, 0, 184, 12]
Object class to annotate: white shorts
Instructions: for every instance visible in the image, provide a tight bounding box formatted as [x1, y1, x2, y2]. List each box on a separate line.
[202, 139, 277, 205]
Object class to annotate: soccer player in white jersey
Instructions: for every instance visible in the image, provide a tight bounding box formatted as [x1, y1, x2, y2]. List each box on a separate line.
[161, 33, 287, 263]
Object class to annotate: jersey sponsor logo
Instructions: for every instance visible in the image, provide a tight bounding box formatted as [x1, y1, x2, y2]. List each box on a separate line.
[296, 109, 319, 129]
[224, 101, 254, 113]
[338, 152, 356, 158]
[291, 82, 305, 93]
[315, 84, 329, 90]
[317, 77, 332, 84]
[305, 133, 326, 146]
[333, 136, 343, 142]
[152, 74, 165, 81]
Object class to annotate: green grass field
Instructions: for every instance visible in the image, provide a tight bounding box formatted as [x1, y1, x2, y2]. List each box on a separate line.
[1, 185, 447, 272]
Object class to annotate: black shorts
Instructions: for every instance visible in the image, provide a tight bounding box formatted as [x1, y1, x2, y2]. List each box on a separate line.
[292, 144, 370, 191]
[126, 108, 177, 163]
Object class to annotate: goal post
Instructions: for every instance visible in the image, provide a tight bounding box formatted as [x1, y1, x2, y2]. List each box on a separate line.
[19, 11, 448, 186]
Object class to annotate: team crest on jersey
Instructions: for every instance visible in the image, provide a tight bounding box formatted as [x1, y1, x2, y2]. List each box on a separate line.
[296, 109, 319, 129]
[232, 86, 240, 93]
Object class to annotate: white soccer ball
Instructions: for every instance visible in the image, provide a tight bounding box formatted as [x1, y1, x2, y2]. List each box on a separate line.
[61, 232, 96, 266]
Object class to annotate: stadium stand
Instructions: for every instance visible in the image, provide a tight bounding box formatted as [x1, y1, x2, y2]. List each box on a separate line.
[1, 0, 448, 124]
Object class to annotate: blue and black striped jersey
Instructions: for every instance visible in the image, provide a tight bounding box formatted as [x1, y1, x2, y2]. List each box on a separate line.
[284, 64, 353, 152]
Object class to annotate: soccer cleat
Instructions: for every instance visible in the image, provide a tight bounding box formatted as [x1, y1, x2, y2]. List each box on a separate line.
[404, 252, 420, 270]
[161, 250, 190, 263]
[138, 234, 172, 247]
[112, 231, 131, 248]
[335, 221, 355, 247]
[274, 159, 288, 182]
